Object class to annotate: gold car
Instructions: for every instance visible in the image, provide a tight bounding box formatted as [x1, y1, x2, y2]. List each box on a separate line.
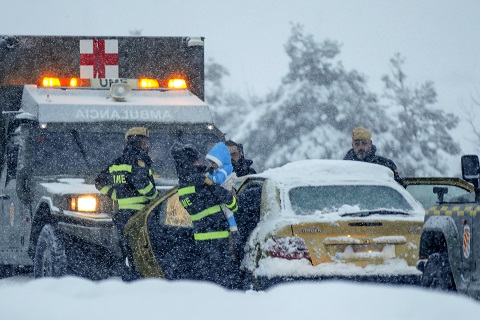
[240, 160, 425, 289]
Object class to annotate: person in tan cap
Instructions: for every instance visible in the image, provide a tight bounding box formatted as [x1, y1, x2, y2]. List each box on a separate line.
[344, 126, 404, 186]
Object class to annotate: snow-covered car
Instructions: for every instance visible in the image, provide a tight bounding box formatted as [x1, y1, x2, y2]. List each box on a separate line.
[125, 159, 425, 290]
[239, 160, 425, 289]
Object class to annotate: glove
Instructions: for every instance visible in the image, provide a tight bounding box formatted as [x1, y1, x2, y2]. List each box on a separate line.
[221, 173, 237, 191]
[229, 230, 243, 260]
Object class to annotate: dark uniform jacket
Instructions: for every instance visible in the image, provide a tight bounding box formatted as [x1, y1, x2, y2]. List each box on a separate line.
[233, 157, 257, 177]
[172, 144, 238, 241]
[178, 177, 238, 241]
[95, 144, 158, 210]
[344, 145, 404, 186]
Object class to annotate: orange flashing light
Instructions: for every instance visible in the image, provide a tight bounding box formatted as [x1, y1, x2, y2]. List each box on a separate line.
[70, 197, 76, 211]
[69, 78, 79, 87]
[39, 77, 91, 87]
[168, 78, 187, 89]
[138, 78, 159, 88]
[41, 77, 61, 87]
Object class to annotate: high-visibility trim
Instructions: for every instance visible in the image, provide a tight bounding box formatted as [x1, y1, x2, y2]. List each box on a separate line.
[109, 164, 132, 173]
[138, 182, 154, 195]
[117, 196, 147, 206]
[149, 169, 153, 175]
[118, 203, 145, 210]
[194, 231, 230, 241]
[178, 186, 195, 196]
[147, 190, 159, 200]
[111, 189, 117, 200]
[99, 185, 111, 195]
[226, 197, 237, 210]
[190, 205, 221, 221]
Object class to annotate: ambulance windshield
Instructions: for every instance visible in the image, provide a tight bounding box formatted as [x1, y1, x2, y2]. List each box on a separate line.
[33, 131, 219, 181]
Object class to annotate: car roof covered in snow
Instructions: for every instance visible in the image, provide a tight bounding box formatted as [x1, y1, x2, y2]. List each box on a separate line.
[258, 159, 397, 187]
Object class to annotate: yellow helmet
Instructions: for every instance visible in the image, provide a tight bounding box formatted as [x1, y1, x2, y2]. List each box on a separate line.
[125, 127, 149, 141]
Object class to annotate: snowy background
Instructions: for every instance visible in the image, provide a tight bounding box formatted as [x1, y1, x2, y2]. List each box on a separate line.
[2, 0, 480, 315]
[2, 0, 480, 175]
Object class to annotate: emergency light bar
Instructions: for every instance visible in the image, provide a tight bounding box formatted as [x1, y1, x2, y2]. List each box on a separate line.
[38, 77, 187, 89]
[168, 78, 187, 89]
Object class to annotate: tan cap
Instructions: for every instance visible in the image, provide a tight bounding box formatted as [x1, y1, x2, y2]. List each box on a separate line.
[352, 126, 371, 141]
[125, 127, 149, 141]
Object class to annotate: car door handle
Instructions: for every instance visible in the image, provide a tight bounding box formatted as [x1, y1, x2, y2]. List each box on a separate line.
[0, 194, 9, 199]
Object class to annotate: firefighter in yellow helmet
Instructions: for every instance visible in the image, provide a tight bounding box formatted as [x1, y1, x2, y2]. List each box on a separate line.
[95, 127, 158, 280]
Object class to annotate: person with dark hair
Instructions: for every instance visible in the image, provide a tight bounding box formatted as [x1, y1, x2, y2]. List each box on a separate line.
[225, 140, 256, 177]
[95, 127, 158, 280]
[171, 142, 242, 289]
[344, 126, 404, 186]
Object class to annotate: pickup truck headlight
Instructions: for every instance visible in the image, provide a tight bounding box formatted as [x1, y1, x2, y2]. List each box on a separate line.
[69, 195, 97, 212]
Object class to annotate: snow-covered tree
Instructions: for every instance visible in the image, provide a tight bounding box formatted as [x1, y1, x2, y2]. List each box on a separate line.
[381, 53, 460, 176]
[241, 24, 391, 170]
[460, 90, 480, 153]
[204, 58, 252, 139]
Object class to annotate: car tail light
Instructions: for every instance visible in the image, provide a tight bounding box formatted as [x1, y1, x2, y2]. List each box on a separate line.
[267, 237, 311, 261]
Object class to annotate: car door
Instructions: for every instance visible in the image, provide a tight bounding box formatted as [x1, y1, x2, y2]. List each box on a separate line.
[147, 192, 195, 280]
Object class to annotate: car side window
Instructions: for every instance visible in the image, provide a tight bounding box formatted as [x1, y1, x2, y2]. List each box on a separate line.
[406, 184, 473, 209]
[237, 179, 264, 193]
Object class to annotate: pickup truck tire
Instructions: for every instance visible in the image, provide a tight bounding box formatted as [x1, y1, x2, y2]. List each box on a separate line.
[33, 224, 70, 278]
[0, 265, 14, 278]
[420, 252, 456, 291]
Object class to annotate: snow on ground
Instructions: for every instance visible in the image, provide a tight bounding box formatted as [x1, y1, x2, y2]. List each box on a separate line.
[0, 276, 479, 319]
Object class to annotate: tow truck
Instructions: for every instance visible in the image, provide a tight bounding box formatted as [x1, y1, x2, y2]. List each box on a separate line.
[416, 155, 480, 300]
[0, 36, 223, 279]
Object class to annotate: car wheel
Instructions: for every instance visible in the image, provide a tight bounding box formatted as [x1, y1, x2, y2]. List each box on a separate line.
[0, 265, 14, 278]
[34, 224, 69, 278]
[420, 252, 456, 291]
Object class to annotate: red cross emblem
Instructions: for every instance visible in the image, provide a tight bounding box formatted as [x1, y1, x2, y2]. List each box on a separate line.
[80, 39, 119, 78]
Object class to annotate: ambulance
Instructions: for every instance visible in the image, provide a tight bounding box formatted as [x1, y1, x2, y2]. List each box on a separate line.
[0, 36, 223, 279]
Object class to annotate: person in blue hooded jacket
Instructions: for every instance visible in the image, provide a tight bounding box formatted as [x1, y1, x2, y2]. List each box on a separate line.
[205, 142, 234, 185]
[205, 142, 240, 239]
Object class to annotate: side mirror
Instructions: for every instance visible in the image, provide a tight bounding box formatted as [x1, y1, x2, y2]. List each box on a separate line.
[433, 187, 448, 203]
[461, 155, 480, 181]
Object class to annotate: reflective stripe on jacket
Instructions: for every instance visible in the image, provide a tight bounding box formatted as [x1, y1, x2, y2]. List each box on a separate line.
[95, 144, 158, 211]
[178, 183, 238, 241]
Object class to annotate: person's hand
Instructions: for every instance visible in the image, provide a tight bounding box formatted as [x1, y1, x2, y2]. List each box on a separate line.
[221, 172, 238, 191]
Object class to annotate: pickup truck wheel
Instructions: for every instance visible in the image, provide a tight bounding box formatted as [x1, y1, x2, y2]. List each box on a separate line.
[0, 265, 14, 278]
[33, 224, 69, 278]
[420, 252, 456, 291]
